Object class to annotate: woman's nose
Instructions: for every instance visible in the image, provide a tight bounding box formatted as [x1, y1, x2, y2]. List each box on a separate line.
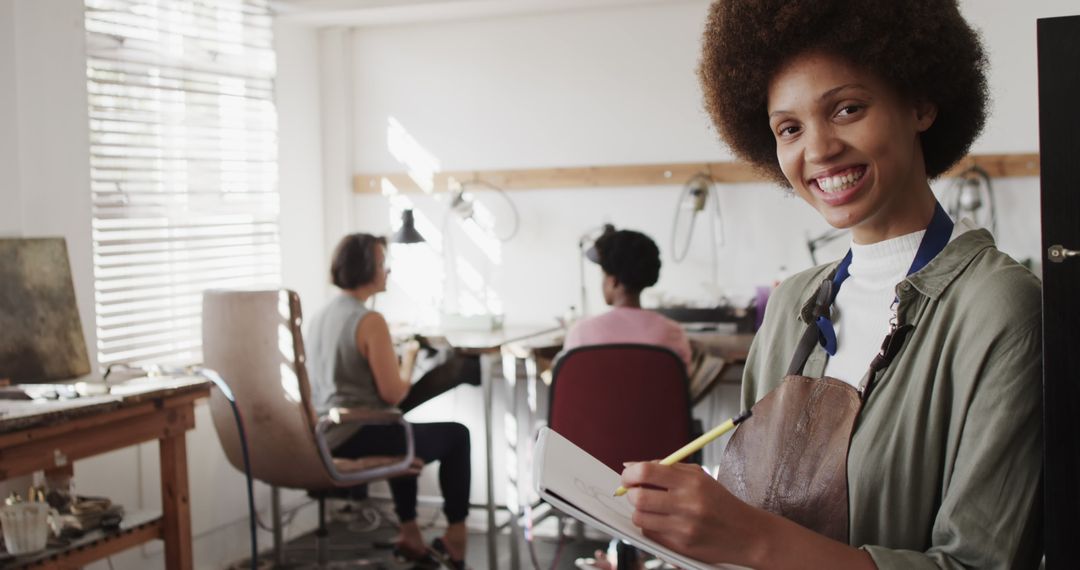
[803, 125, 844, 164]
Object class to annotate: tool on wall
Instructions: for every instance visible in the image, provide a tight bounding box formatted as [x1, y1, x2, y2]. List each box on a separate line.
[943, 164, 996, 234]
[670, 172, 725, 289]
[448, 178, 521, 242]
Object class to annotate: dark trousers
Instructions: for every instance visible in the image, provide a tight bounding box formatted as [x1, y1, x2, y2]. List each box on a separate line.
[333, 353, 480, 523]
[334, 422, 471, 523]
[398, 351, 481, 413]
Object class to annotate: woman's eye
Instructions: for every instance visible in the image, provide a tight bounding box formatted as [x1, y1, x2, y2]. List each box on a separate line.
[836, 104, 864, 117]
[776, 124, 800, 137]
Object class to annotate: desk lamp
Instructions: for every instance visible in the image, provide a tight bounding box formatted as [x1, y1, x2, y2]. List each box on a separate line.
[391, 209, 425, 244]
[577, 223, 615, 317]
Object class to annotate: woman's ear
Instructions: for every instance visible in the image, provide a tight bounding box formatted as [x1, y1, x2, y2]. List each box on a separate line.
[914, 100, 938, 133]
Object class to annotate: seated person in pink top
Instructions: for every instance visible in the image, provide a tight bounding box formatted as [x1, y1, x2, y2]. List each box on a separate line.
[564, 229, 692, 368]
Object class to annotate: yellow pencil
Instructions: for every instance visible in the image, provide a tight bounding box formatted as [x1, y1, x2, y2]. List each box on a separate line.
[613, 410, 752, 497]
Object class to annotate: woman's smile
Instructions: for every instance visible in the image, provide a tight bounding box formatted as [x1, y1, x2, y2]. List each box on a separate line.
[808, 164, 869, 204]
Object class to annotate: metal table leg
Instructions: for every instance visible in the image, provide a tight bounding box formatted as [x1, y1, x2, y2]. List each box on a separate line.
[505, 352, 521, 570]
[482, 351, 498, 570]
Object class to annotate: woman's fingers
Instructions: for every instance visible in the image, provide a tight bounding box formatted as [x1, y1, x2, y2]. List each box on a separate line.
[629, 506, 672, 531]
[621, 460, 703, 491]
[626, 486, 674, 514]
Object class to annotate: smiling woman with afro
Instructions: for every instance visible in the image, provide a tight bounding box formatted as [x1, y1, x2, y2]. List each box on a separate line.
[615, 2, 1043, 570]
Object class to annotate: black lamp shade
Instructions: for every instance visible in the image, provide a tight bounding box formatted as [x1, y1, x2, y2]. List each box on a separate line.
[584, 223, 616, 263]
[391, 209, 425, 244]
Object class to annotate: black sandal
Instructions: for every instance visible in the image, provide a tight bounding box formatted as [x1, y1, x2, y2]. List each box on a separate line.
[392, 543, 441, 569]
[430, 537, 467, 570]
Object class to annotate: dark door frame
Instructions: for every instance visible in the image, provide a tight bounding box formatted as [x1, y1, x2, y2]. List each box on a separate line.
[1037, 14, 1080, 568]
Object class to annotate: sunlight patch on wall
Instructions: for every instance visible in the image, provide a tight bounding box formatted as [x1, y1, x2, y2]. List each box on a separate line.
[387, 116, 439, 194]
[381, 117, 505, 322]
[453, 254, 503, 316]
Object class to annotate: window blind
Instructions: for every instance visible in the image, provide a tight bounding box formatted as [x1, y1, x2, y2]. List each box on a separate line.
[85, 0, 280, 368]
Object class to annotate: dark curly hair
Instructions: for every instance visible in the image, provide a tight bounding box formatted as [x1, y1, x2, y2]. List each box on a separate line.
[594, 230, 662, 294]
[330, 233, 386, 289]
[699, 0, 989, 185]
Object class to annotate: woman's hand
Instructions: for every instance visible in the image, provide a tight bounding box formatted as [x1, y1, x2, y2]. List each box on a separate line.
[398, 339, 420, 380]
[620, 462, 766, 567]
[621, 463, 877, 569]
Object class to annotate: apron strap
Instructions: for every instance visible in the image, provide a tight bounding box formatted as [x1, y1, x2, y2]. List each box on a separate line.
[856, 323, 915, 398]
[786, 278, 834, 376]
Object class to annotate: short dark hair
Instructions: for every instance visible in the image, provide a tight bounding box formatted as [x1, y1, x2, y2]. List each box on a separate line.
[699, 0, 989, 185]
[594, 230, 662, 294]
[330, 233, 386, 289]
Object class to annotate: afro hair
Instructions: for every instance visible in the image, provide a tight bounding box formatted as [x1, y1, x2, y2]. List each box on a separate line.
[699, 0, 989, 185]
[593, 230, 662, 294]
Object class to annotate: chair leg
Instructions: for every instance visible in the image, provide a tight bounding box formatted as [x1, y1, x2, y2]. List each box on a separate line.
[272, 486, 285, 567]
[267, 490, 385, 570]
[316, 494, 329, 567]
[615, 541, 638, 570]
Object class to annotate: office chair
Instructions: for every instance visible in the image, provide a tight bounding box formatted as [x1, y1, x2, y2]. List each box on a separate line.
[202, 289, 421, 568]
[545, 344, 694, 570]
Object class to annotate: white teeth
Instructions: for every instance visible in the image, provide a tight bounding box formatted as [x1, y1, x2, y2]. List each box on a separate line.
[816, 169, 864, 193]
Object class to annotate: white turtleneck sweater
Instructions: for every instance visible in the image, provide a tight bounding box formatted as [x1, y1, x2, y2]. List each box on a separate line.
[824, 218, 976, 386]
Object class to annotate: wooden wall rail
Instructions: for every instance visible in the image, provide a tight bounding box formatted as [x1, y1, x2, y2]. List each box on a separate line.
[353, 152, 1040, 195]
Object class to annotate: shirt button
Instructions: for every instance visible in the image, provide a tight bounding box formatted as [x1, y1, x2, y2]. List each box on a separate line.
[899, 282, 911, 292]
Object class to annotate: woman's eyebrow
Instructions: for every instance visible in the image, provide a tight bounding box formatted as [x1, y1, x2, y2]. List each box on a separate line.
[769, 83, 870, 118]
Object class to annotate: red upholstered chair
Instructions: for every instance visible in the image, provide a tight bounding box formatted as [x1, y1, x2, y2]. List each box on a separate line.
[548, 344, 693, 472]
[545, 344, 694, 569]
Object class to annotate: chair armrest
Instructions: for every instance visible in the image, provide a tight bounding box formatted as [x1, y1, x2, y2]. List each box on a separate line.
[313, 407, 416, 485]
[324, 406, 404, 426]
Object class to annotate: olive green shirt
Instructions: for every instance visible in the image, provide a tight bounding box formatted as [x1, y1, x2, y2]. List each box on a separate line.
[742, 229, 1042, 569]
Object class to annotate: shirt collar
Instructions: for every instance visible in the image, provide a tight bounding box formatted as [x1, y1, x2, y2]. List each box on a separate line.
[905, 228, 995, 299]
[797, 228, 997, 322]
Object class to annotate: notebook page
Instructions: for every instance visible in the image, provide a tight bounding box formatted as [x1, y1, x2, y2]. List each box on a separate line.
[534, 427, 751, 570]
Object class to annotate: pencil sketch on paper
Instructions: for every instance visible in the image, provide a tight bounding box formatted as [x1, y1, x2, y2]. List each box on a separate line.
[573, 477, 634, 520]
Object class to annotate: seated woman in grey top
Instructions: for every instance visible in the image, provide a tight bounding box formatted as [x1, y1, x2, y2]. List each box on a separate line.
[307, 233, 475, 568]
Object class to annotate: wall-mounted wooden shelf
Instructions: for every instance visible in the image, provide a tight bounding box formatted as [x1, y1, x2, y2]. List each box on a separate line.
[353, 152, 1040, 194]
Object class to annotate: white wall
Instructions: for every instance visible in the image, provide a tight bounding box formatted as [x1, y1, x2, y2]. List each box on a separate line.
[278, 19, 332, 313]
[0, 0, 19, 233]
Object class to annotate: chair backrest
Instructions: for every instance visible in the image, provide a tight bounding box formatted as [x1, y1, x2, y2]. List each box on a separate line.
[548, 344, 693, 473]
[202, 289, 338, 490]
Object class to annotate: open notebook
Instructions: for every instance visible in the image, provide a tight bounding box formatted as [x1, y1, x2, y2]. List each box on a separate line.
[533, 427, 752, 570]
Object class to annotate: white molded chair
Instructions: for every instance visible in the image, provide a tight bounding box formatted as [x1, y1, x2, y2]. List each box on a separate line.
[201, 289, 420, 568]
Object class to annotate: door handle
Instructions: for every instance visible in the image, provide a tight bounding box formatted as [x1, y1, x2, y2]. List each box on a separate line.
[1048, 244, 1080, 263]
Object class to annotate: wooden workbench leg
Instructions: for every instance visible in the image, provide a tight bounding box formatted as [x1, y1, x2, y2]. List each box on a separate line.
[160, 432, 194, 570]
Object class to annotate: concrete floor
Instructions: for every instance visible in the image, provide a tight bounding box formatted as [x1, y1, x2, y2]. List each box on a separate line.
[233, 500, 612, 570]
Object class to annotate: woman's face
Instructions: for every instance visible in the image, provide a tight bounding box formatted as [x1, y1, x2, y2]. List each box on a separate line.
[767, 51, 937, 243]
[371, 243, 390, 292]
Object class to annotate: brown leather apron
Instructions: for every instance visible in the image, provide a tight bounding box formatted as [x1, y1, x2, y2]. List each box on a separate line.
[716, 278, 913, 543]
